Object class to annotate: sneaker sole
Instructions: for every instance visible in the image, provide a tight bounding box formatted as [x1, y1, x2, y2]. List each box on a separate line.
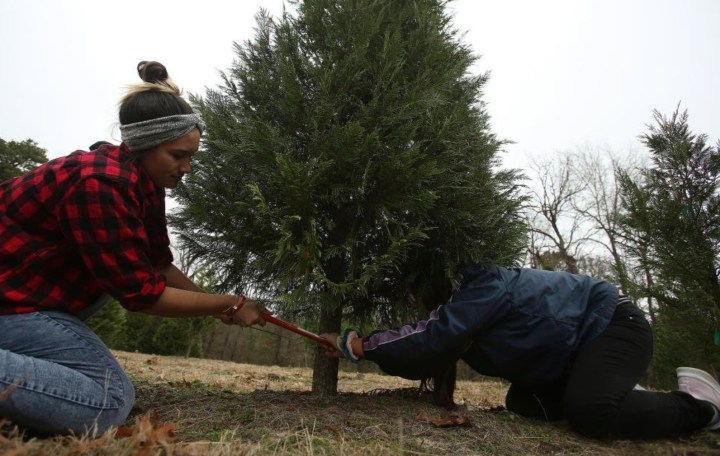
[677, 367, 720, 431]
[677, 367, 720, 386]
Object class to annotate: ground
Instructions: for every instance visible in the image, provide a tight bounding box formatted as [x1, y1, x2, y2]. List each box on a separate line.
[2, 351, 720, 455]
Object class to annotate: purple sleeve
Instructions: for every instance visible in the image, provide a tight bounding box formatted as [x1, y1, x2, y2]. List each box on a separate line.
[362, 272, 509, 375]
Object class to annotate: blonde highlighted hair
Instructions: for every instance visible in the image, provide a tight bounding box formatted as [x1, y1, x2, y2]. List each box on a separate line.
[118, 61, 194, 126]
[119, 61, 181, 106]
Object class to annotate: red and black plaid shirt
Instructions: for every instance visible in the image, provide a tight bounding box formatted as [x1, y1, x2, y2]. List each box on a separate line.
[0, 144, 172, 315]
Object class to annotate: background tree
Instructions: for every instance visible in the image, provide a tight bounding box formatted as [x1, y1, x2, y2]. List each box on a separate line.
[0, 137, 48, 181]
[526, 153, 591, 274]
[87, 249, 219, 357]
[618, 107, 720, 387]
[85, 299, 126, 348]
[571, 147, 639, 291]
[526, 147, 636, 289]
[171, 0, 527, 394]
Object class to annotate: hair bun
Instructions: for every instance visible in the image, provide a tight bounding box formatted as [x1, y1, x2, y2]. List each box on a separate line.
[137, 61, 169, 84]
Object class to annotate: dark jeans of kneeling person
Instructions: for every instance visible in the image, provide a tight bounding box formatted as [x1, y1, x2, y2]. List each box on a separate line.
[504, 299, 714, 439]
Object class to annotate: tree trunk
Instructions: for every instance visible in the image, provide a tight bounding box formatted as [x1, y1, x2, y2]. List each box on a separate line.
[273, 327, 283, 365]
[311, 299, 342, 395]
[185, 339, 193, 358]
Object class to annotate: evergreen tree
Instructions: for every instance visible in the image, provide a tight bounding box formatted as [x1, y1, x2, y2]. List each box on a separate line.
[618, 107, 720, 386]
[0, 137, 48, 181]
[86, 300, 126, 348]
[87, 268, 219, 357]
[171, 0, 526, 394]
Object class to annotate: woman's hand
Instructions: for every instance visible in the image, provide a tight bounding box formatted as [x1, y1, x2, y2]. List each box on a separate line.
[234, 299, 266, 326]
[220, 298, 266, 327]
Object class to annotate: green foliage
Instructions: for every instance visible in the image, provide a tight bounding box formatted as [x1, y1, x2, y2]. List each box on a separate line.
[171, 0, 527, 326]
[85, 300, 126, 347]
[618, 107, 720, 381]
[87, 300, 219, 357]
[87, 261, 222, 357]
[651, 293, 720, 389]
[118, 311, 163, 353]
[151, 317, 216, 357]
[0, 137, 48, 181]
[118, 312, 218, 357]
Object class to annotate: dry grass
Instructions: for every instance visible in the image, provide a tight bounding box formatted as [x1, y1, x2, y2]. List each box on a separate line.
[2, 350, 720, 455]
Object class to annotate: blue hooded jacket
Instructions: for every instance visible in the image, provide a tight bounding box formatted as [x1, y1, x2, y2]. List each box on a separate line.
[362, 266, 619, 385]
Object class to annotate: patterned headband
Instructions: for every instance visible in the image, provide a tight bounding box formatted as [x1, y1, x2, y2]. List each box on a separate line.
[120, 113, 205, 152]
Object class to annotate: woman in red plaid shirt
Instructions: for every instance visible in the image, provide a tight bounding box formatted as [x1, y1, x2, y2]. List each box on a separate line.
[0, 61, 265, 436]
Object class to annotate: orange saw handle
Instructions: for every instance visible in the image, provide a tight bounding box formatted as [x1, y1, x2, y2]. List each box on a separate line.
[262, 311, 334, 348]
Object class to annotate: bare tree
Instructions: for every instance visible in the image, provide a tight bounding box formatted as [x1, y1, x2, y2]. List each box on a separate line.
[571, 146, 640, 291]
[525, 146, 646, 281]
[526, 153, 590, 273]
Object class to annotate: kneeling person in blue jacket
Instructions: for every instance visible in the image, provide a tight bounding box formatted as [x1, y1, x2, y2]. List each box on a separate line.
[322, 265, 720, 440]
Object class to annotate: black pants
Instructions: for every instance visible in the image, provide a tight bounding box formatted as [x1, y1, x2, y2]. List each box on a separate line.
[505, 300, 714, 439]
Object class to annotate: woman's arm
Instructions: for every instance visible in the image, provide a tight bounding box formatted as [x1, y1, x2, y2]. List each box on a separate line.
[57, 175, 263, 326]
[157, 264, 204, 293]
[151, 264, 265, 325]
[141, 286, 265, 327]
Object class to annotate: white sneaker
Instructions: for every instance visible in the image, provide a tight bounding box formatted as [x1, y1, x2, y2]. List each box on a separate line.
[677, 367, 720, 430]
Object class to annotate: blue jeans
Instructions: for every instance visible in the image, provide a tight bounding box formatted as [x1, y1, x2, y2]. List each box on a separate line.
[0, 310, 135, 436]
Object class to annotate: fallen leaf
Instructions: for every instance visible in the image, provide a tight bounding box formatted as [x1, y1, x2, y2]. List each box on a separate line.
[114, 426, 134, 438]
[324, 424, 344, 439]
[0, 383, 20, 401]
[113, 412, 177, 451]
[70, 432, 113, 452]
[417, 410, 473, 428]
[178, 441, 214, 454]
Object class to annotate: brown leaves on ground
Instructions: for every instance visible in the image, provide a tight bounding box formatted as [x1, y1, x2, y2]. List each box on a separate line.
[68, 412, 177, 455]
[59, 412, 178, 456]
[115, 412, 177, 452]
[417, 409, 473, 428]
[4, 352, 715, 455]
[145, 356, 161, 365]
[1, 412, 229, 456]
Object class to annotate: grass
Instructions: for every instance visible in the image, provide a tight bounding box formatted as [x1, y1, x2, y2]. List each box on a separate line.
[3, 350, 720, 455]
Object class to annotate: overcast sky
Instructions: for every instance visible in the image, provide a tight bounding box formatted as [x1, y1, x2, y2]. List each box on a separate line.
[1, 0, 718, 172]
